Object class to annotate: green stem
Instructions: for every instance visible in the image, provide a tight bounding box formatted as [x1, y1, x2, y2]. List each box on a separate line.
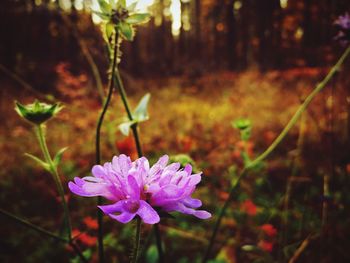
[0, 208, 67, 242]
[154, 224, 164, 263]
[0, 208, 89, 262]
[202, 45, 350, 262]
[113, 36, 164, 262]
[95, 41, 119, 263]
[70, 241, 90, 263]
[131, 217, 142, 263]
[35, 124, 72, 241]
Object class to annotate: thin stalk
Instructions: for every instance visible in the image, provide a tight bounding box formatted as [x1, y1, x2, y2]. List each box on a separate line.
[0, 208, 67, 242]
[113, 36, 164, 262]
[154, 224, 164, 263]
[0, 63, 53, 101]
[202, 45, 350, 262]
[95, 41, 119, 263]
[0, 209, 89, 263]
[278, 111, 307, 262]
[70, 241, 90, 263]
[35, 124, 72, 241]
[131, 217, 142, 263]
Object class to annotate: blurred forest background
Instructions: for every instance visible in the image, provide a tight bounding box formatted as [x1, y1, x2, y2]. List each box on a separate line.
[1, 0, 350, 80]
[1, 0, 350, 262]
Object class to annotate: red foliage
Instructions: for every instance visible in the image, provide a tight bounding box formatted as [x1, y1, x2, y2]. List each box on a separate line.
[83, 216, 98, 230]
[258, 240, 274, 252]
[241, 200, 257, 216]
[260, 224, 277, 237]
[116, 136, 137, 160]
[72, 229, 97, 247]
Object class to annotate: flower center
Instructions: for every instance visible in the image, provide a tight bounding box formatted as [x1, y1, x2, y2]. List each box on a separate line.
[123, 200, 140, 213]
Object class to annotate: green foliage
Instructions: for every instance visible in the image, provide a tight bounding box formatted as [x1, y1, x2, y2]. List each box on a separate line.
[24, 153, 51, 172]
[118, 93, 151, 136]
[53, 147, 68, 168]
[94, 0, 150, 44]
[146, 245, 158, 263]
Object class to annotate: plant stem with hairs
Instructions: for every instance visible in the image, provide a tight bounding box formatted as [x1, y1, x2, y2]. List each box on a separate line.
[113, 35, 164, 262]
[34, 124, 72, 241]
[202, 45, 350, 262]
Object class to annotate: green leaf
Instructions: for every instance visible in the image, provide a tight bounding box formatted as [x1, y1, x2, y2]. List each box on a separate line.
[118, 22, 134, 41]
[119, 120, 137, 136]
[133, 93, 151, 122]
[92, 10, 111, 20]
[105, 22, 115, 40]
[118, 0, 126, 8]
[146, 245, 158, 263]
[53, 147, 68, 167]
[125, 13, 151, 24]
[127, 1, 138, 12]
[25, 153, 51, 172]
[98, 0, 112, 14]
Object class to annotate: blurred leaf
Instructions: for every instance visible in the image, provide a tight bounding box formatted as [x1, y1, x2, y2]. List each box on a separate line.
[98, 0, 112, 14]
[169, 154, 198, 171]
[118, 22, 134, 41]
[146, 245, 158, 263]
[119, 120, 137, 136]
[127, 1, 138, 12]
[119, 0, 126, 8]
[126, 13, 150, 24]
[133, 93, 151, 122]
[240, 128, 251, 141]
[105, 22, 115, 40]
[242, 245, 259, 252]
[24, 153, 50, 172]
[92, 11, 110, 21]
[53, 147, 68, 167]
[70, 248, 92, 263]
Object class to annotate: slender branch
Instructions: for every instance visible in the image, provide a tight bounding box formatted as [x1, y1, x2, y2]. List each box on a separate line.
[131, 217, 142, 263]
[70, 241, 90, 263]
[0, 208, 67, 242]
[60, 13, 105, 102]
[202, 45, 350, 262]
[35, 124, 72, 241]
[154, 224, 164, 263]
[95, 38, 119, 263]
[288, 235, 316, 263]
[0, 63, 53, 101]
[246, 46, 350, 170]
[0, 208, 89, 262]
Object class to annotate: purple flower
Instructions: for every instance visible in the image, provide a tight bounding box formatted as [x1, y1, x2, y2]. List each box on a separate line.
[334, 13, 350, 45]
[68, 154, 211, 224]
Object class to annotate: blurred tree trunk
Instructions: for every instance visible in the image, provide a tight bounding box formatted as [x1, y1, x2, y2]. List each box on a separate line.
[257, 0, 279, 71]
[194, 0, 202, 60]
[226, 0, 236, 70]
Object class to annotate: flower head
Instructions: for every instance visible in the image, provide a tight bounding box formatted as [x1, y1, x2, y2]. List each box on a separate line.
[15, 100, 62, 125]
[95, 0, 150, 42]
[334, 13, 350, 45]
[68, 154, 211, 224]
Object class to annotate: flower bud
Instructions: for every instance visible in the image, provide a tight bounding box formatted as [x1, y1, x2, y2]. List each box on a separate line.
[15, 100, 63, 125]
